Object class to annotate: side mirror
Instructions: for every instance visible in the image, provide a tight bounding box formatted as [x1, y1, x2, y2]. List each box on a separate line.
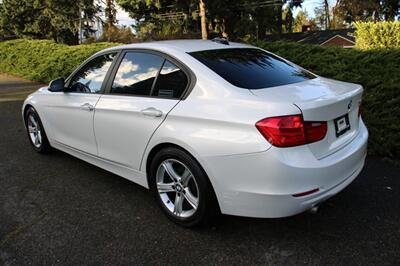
[48, 78, 65, 92]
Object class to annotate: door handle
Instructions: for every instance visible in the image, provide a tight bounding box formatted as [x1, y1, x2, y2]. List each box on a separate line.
[141, 107, 163, 117]
[81, 103, 94, 111]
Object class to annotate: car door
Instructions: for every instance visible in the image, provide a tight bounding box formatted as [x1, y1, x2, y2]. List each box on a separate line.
[94, 51, 190, 170]
[44, 52, 117, 155]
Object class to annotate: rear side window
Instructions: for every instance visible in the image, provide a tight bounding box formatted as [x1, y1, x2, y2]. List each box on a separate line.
[189, 48, 315, 89]
[111, 52, 164, 96]
[152, 60, 188, 98]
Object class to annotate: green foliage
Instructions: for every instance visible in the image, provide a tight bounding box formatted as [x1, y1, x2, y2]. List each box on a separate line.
[254, 40, 400, 159]
[0, 0, 99, 45]
[135, 19, 193, 40]
[117, 0, 199, 40]
[116, 0, 302, 40]
[293, 10, 318, 32]
[355, 21, 400, 49]
[0, 39, 117, 82]
[98, 26, 139, 43]
[104, 0, 118, 28]
[335, 0, 399, 24]
[334, 0, 381, 24]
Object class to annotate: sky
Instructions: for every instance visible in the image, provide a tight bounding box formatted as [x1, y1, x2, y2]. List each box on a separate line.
[116, 5, 135, 27]
[293, 0, 337, 17]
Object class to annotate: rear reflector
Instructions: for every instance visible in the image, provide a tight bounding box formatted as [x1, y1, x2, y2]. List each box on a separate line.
[255, 115, 327, 147]
[292, 188, 320, 197]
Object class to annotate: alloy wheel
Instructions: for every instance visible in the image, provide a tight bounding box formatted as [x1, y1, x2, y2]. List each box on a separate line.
[156, 159, 200, 218]
[27, 114, 42, 148]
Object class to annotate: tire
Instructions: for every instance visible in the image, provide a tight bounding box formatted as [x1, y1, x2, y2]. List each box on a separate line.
[25, 106, 52, 153]
[149, 147, 219, 227]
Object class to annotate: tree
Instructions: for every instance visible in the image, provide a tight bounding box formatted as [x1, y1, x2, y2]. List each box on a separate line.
[199, 0, 207, 39]
[205, 0, 242, 38]
[0, 2, 11, 38]
[323, 0, 330, 28]
[334, 0, 399, 24]
[314, 6, 328, 29]
[99, 25, 137, 43]
[204, 0, 302, 39]
[115, 0, 304, 40]
[314, 0, 341, 30]
[0, 0, 99, 44]
[282, 6, 294, 33]
[380, 0, 400, 21]
[282, 0, 303, 33]
[104, 0, 117, 28]
[293, 10, 317, 32]
[116, 0, 199, 39]
[334, 0, 381, 24]
[330, 4, 346, 29]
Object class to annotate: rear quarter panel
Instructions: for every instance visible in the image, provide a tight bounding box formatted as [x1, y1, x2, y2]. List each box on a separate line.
[140, 74, 301, 172]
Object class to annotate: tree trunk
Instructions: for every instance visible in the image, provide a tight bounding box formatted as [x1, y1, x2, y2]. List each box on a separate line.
[79, 4, 83, 44]
[106, 0, 116, 28]
[199, 0, 207, 40]
[324, 0, 331, 29]
[277, 4, 282, 34]
[257, 22, 267, 40]
[287, 8, 293, 33]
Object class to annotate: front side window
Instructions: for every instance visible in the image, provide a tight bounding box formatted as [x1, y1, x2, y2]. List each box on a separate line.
[69, 53, 116, 93]
[111, 52, 164, 96]
[189, 48, 316, 89]
[152, 60, 188, 98]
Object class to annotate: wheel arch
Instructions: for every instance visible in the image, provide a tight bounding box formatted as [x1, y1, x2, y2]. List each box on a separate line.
[22, 104, 34, 125]
[145, 142, 200, 185]
[144, 142, 221, 212]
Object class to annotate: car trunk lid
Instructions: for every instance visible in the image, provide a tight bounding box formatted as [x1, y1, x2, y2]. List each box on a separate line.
[251, 77, 363, 159]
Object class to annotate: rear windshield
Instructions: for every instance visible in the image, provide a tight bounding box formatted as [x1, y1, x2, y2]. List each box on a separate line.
[189, 48, 316, 89]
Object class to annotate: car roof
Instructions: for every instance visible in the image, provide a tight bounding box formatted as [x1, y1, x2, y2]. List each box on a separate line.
[100, 39, 254, 54]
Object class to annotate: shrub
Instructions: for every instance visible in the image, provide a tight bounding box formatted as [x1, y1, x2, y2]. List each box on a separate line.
[0, 39, 117, 82]
[98, 26, 140, 44]
[254, 40, 400, 160]
[355, 21, 400, 49]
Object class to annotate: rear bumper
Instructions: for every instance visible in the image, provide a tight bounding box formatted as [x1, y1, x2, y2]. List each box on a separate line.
[203, 120, 368, 218]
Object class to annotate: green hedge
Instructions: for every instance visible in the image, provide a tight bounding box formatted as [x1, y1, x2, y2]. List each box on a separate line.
[0, 39, 399, 159]
[254, 40, 400, 160]
[0, 39, 117, 82]
[355, 21, 400, 49]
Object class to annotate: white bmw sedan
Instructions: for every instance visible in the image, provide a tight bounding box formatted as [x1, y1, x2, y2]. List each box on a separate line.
[22, 39, 368, 226]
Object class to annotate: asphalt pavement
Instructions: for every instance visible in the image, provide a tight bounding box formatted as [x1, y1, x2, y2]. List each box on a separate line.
[0, 74, 399, 265]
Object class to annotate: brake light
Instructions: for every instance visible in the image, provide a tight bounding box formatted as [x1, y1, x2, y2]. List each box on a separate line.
[304, 121, 328, 143]
[292, 188, 320, 197]
[255, 115, 327, 147]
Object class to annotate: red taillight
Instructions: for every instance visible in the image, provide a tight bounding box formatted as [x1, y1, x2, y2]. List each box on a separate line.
[304, 121, 327, 143]
[292, 188, 320, 197]
[255, 115, 327, 147]
[256, 115, 305, 147]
